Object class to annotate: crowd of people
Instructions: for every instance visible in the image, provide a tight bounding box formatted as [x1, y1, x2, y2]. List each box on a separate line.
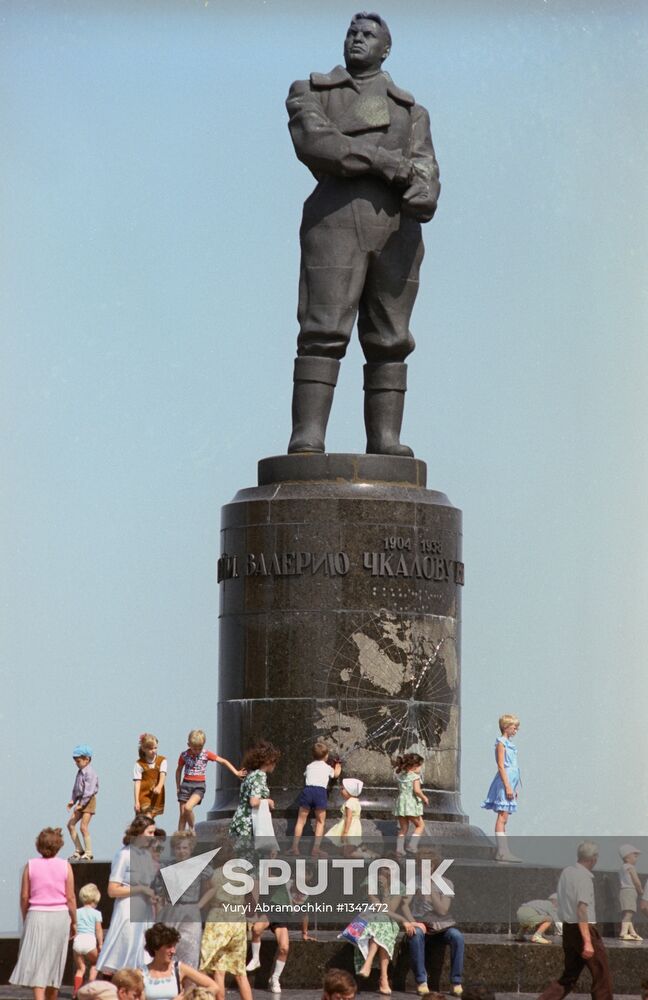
[8, 720, 643, 1000]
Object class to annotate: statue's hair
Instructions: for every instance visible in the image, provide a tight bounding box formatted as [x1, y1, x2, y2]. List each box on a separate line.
[350, 12, 392, 49]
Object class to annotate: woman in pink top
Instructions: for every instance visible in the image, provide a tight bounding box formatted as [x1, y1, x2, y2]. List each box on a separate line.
[10, 827, 77, 1000]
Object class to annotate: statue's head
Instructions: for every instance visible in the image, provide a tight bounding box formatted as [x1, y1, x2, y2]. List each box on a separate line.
[344, 12, 391, 74]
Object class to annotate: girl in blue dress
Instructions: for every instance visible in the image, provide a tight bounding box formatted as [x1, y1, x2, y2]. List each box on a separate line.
[481, 714, 521, 863]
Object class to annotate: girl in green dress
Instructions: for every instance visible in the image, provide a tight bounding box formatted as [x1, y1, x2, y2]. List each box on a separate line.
[393, 753, 429, 855]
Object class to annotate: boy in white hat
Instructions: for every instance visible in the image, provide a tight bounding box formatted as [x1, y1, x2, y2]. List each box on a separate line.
[326, 778, 364, 856]
[619, 843, 643, 940]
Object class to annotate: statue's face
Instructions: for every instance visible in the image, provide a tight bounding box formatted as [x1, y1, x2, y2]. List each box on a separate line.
[344, 18, 389, 73]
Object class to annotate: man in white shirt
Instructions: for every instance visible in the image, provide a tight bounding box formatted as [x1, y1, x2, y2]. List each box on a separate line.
[538, 841, 612, 1000]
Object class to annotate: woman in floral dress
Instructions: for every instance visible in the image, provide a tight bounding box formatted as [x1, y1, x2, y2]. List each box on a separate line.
[228, 741, 281, 851]
[199, 839, 255, 1000]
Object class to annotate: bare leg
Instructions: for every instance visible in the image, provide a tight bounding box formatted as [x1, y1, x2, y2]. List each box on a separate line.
[396, 816, 408, 855]
[271, 926, 289, 982]
[251, 918, 269, 941]
[301, 916, 316, 941]
[289, 808, 310, 854]
[73, 953, 86, 996]
[79, 815, 93, 856]
[378, 946, 391, 992]
[235, 973, 253, 1000]
[182, 793, 202, 832]
[495, 811, 508, 835]
[67, 811, 83, 853]
[408, 815, 425, 852]
[274, 926, 290, 962]
[212, 971, 226, 1000]
[311, 809, 328, 856]
[359, 938, 379, 977]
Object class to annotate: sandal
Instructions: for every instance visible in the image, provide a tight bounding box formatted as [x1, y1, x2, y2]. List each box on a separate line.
[68, 852, 83, 862]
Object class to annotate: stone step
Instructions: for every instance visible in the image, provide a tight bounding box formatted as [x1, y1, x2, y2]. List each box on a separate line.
[3, 859, 645, 993]
[244, 931, 648, 993]
[4, 930, 644, 994]
[0, 991, 642, 1000]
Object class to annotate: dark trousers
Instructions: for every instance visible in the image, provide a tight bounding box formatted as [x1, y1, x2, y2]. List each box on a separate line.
[297, 193, 423, 363]
[538, 924, 612, 1000]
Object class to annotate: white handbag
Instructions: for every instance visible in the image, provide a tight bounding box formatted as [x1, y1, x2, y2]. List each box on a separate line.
[252, 798, 279, 853]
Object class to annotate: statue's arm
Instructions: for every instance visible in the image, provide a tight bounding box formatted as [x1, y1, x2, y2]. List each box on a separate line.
[286, 79, 410, 185]
[401, 104, 441, 223]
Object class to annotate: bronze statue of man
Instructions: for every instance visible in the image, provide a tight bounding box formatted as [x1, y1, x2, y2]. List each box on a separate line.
[286, 12, 440, 457]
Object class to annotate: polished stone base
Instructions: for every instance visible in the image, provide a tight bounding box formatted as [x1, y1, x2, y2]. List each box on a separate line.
[198, 817, 493, 856]
[258, 453, 429, 487]
[213, 453, 465, 821]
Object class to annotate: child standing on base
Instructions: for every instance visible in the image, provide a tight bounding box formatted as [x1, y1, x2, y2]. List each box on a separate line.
[481, 714, 521, 863]
[67, 744, 99, 861]
[176, 729, 245, 832]
[72, 883, 103, 997]
[290, 742, 341, 857]
[326, 778, 364, 855]
[133, 734, 167, 818]
[393, 753, 429, 854]
[619, 843, 643, 940]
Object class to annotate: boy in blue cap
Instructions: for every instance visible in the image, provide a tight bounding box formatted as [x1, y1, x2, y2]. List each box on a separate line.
[67, 744, 99, 861]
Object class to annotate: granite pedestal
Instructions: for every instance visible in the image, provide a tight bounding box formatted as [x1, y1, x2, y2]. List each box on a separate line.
[210, 454, 471, 826]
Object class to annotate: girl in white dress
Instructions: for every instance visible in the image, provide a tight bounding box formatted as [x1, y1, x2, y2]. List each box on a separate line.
[96, 817, 158, 975]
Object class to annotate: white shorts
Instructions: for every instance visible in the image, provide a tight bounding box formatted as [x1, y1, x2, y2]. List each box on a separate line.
[73, 932, 97, 955]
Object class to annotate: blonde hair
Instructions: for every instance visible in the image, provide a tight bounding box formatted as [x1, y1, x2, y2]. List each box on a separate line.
[138, 733, 158, 755]
[112, 969, 144, 994]
[499, 714, 520, 733]
[171, 830, 196, 849]
[184, 990, 214, 1000]
[78, 882, 101, 906]
[187, 729, 206, 748]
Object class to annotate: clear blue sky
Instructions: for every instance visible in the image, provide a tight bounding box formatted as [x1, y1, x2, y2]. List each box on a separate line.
[2, 0, 647, 931]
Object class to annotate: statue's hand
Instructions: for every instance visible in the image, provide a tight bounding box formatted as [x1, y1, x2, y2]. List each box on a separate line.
[402, 161, 440, 222]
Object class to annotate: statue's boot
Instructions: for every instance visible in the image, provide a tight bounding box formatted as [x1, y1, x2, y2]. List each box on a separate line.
[363, 362, 414, 457]
[288, 356, 340, 453]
